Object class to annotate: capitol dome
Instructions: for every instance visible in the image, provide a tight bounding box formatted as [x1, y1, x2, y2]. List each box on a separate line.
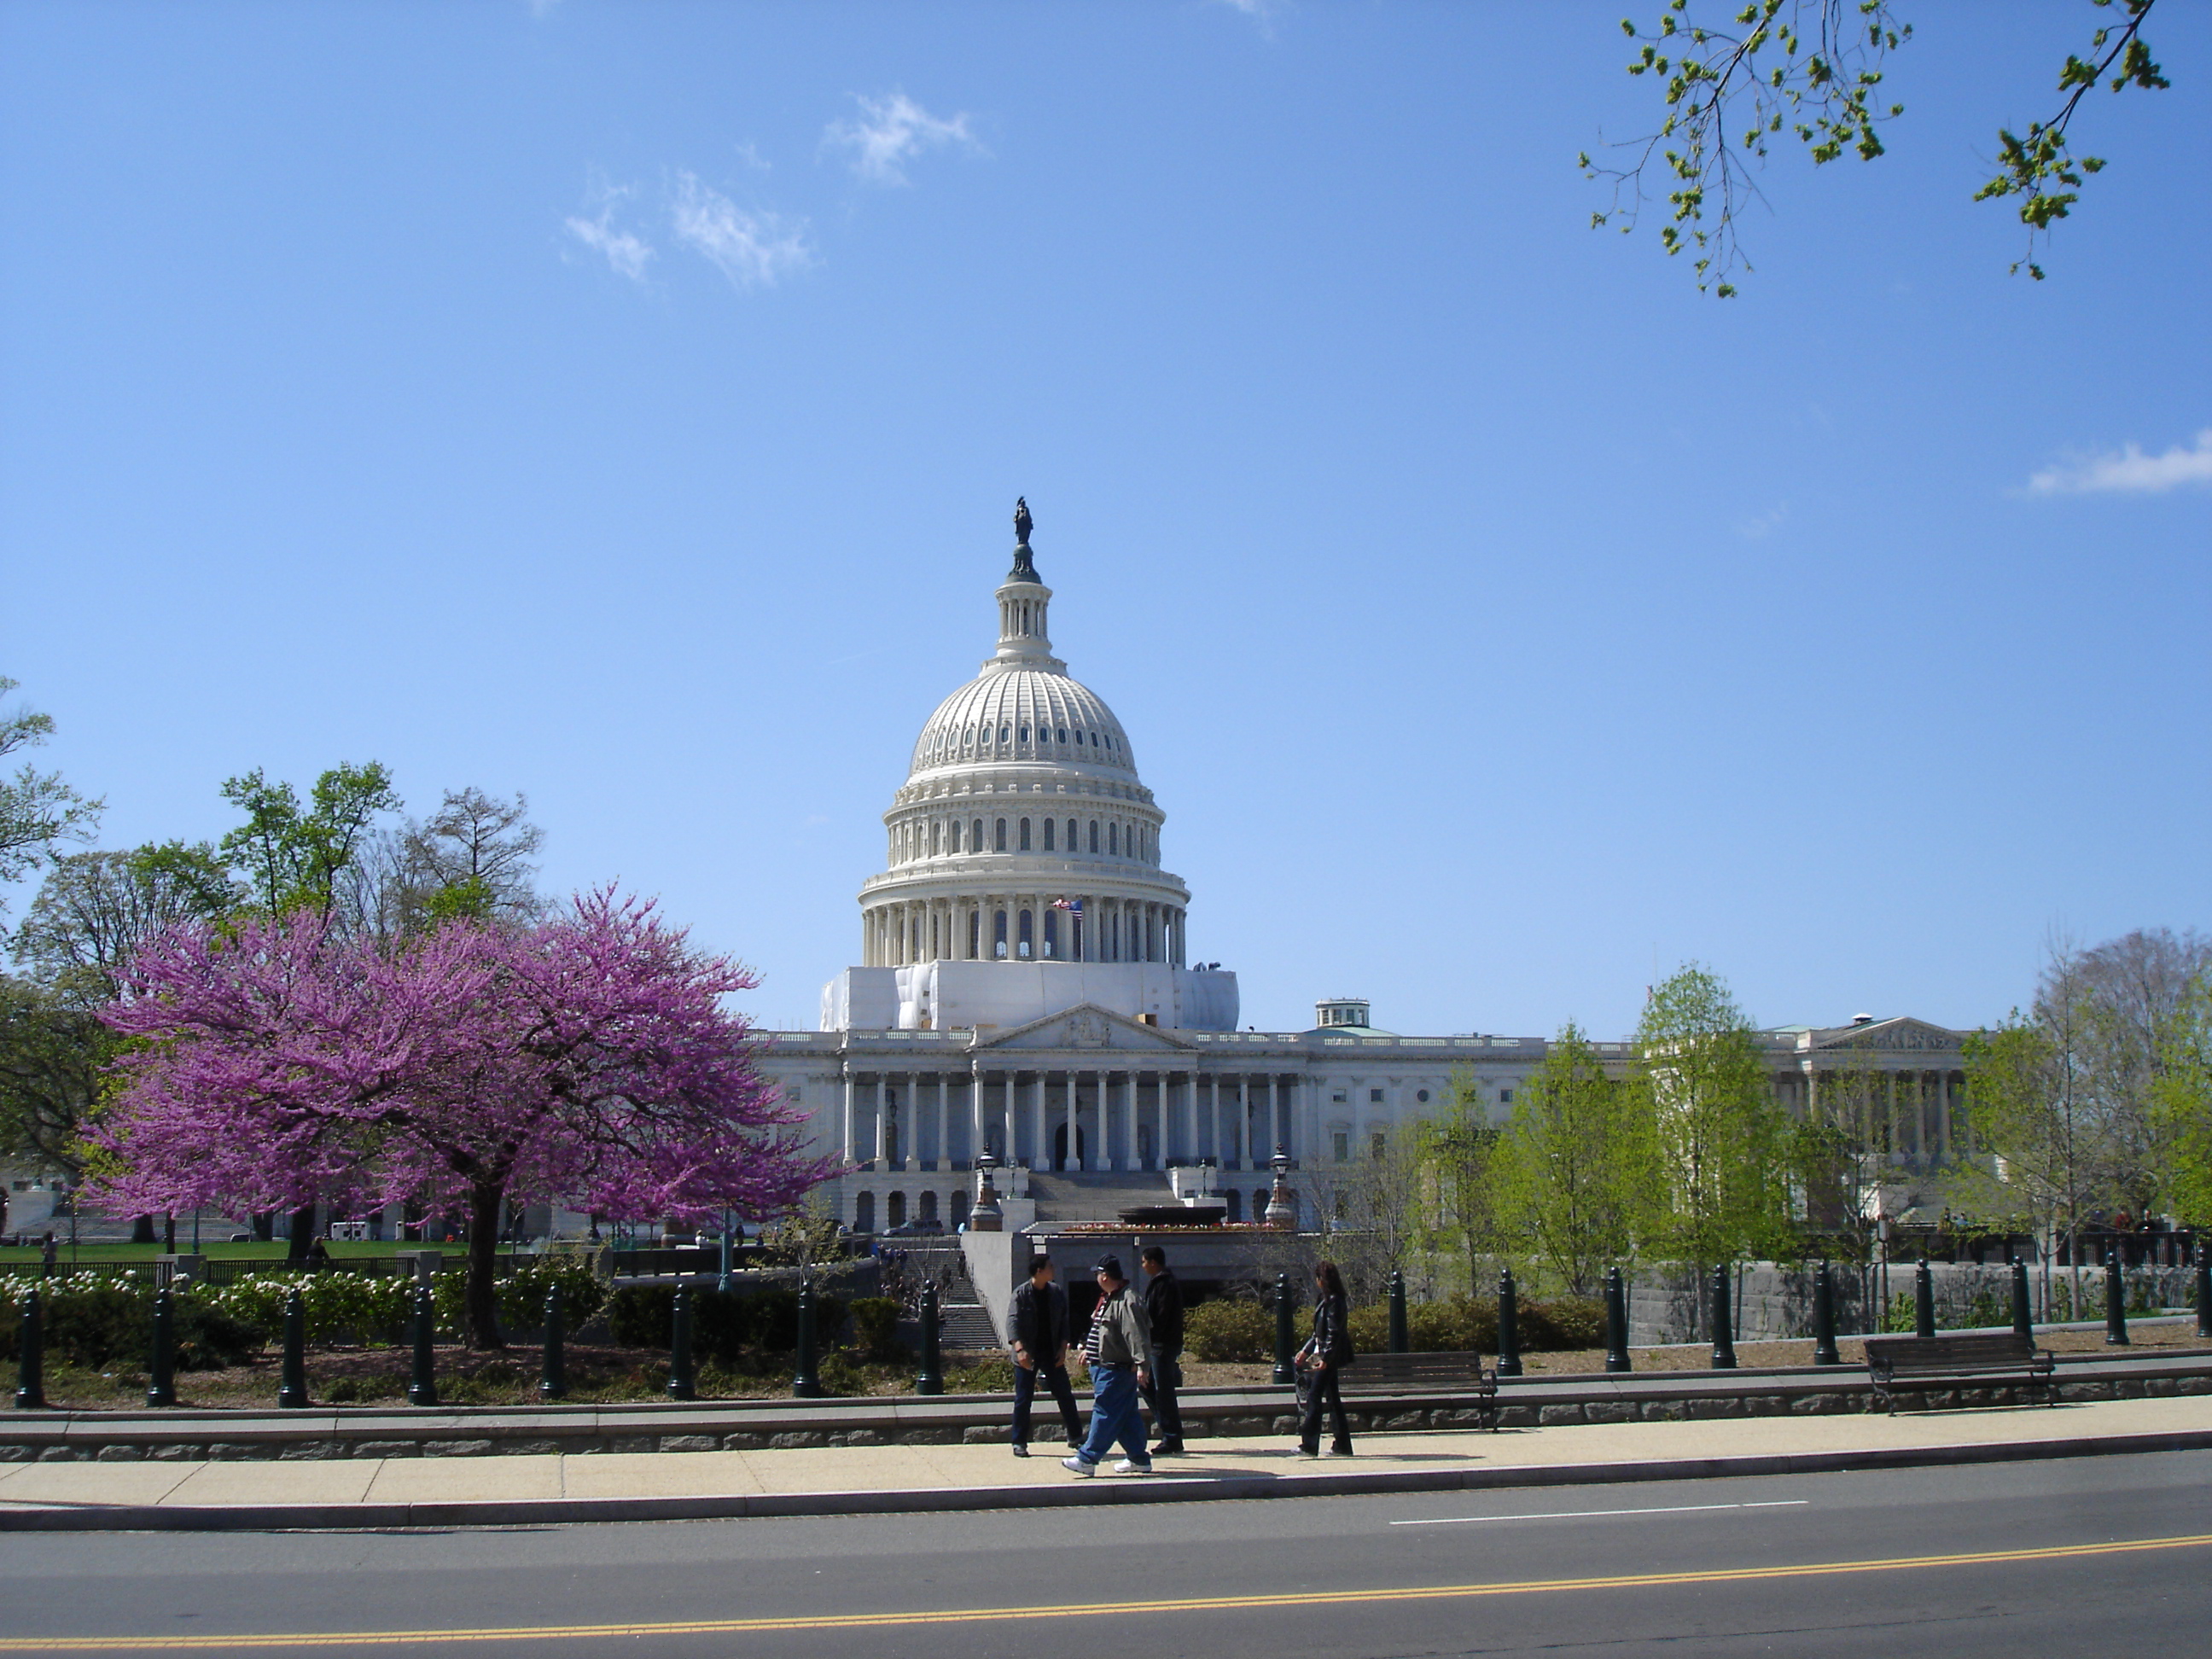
[847, 502, 1200, 1001]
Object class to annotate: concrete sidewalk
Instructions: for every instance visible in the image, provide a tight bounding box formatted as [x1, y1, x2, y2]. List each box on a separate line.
[0, 1394, 2205, 1531]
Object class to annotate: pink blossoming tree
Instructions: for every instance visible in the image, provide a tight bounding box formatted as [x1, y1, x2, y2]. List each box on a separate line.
[92, 890, 837, 1347]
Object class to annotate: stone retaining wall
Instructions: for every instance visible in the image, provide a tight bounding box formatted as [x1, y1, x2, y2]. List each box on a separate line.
[6, 1365, 2204, 1464]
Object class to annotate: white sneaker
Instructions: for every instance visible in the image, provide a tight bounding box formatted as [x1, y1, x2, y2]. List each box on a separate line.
[1061, 1456, 1096, 1477]
[1113, 1459, 1154, 1476]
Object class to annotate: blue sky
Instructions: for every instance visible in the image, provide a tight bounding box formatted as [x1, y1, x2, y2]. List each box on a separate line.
[3, 2, 2206, 1039]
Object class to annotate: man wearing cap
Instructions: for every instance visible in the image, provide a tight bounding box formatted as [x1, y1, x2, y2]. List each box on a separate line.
[1062, 1254, 1155, 1477]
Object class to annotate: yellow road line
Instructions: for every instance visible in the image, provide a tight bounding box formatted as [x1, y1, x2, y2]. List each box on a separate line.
[9, 1531, 2210, 1651]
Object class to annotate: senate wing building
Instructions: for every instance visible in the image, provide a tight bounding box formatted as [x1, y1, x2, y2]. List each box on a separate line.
[750, 506, 1970, 1233]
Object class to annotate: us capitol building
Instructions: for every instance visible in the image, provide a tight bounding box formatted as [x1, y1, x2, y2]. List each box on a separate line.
[751, 504, 1971, 1233]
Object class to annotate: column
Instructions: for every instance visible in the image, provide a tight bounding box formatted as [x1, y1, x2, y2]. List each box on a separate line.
[1031, 1072, 1046, 1170]
[1126, 1071, 1140, 1171]
[1208, 1074, 1221, 1163]
[1886, 1072, 1899, 1158]
[1267, 1074, 1281, 1158]
[1938, 1072, 1953, 1161]
[969, 1065, 986, 1166]
[1064, 1070, 1080, 1172]
[875, 1075, 889, 1166]
[1234, 1075, 1249, 1167]
[841, 1070, 856, 1161]
[1181, 1073, 1196, 1165]
[934, 1073, 950, 1172]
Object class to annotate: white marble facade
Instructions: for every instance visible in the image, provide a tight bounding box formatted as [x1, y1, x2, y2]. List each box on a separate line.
[754, 509, 1968, 1228]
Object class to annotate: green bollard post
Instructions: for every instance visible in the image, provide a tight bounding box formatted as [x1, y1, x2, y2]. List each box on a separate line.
[1811, 1260, 1841, 1366]
[407, 1281, 438, 1407]
[2196, 1240, 2211, 1341]
[2010, 1255, 2034, 1342]
[1495, 1266, 1522, 1378]
[667, 1286, 696, 1400]
[1272, 1272, 1297, 1386]
[539, 1287, 567, 1402]
[791, 1278, 823, 1398]
[1388, 1269, 1409, 1355]
[278, 1288, 308, 1409]
[1604, 1266, 1632, 1373]
[1913, 1258, 1936, 1339]
[146, 1288, 177, 1407]
[2104, 1249, 2130, 1347]
[1710, 1264, 1738, 1370]
[14, 1289, 45, 1410]
[916, 1279, 944, 1395]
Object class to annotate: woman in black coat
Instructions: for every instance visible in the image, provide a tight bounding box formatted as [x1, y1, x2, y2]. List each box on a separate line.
[1296, 1260, 1354, 1458]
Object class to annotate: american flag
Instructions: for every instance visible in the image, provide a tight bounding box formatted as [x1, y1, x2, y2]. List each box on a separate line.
[1051, 897, 1083, 912]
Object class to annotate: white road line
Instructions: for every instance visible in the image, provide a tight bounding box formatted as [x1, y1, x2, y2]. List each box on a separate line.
[1389, 1499, 1809, 1528]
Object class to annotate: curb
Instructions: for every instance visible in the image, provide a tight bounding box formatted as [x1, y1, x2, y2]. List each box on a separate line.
[3, 1427, 2209, 1533]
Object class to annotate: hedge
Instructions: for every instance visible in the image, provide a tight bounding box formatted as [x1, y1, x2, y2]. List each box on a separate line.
[1185, 1292, 1605, 1364]
[602, 1284, 851, 1361]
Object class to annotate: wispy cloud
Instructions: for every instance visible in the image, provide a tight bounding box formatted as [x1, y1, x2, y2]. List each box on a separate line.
[1212, 0, 1287, 32]
[564, 183, 655, 282]
[670, 172, 812, 288]
[824, 92, 981, 186]
[2029, 428, 2212, 496]
[1735, 504, 1790, 540]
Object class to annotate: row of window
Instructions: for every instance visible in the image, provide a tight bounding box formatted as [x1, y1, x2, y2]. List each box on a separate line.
[892, 814, 1155, 864]
[921, 721, 1120, 764]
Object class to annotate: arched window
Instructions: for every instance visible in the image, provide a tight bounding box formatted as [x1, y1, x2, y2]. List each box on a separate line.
[1109, 823, 1119, 856]
[950, 820, 963, 853]
[854, 1191, 876, 1232]
[1042, 819, 1055, 852]
[1090, 821, 1100, 854]
[1224, 1190, 1243, 1223]
[1018, 908, 1034, 958]
[887, 1191, 906, 1229]
[1065, 818, 1077, 850]
[932, 821, 942, 856]
[973, 818, 985, 853]
[918, 1190, 940, 1223]
[1044, 910, 1058, 958]
[994, 818, 1007, 853]
[993, 909, 1009, 958]
[1057, 727, 1067, 743]
[1000, 725, 1010, 743]
[1019, 725, 1029, 742]
[1019, 818, 1032, 851]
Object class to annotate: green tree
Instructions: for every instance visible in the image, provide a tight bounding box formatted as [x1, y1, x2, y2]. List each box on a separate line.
[1637, 964, 1793, 1330]
[1586, 1, 2172, 293]
[0, 976, 108, 1177]
[218, 761, 399, 929]
[1420, 1068, 1506, 1298]
[2152, 969, 2212, 1226]
[0, 678, 103, 918]
[1952, 953, 2115, 1319]
[390, 787, 546, 933]
[1491, 1027, 1658, 1296]
[11, 843, 238, 1007]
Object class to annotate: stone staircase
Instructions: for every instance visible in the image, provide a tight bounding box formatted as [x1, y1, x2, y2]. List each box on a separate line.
[885, 1240, 1001, 1351]
[1022, 1168, 1178, 1224]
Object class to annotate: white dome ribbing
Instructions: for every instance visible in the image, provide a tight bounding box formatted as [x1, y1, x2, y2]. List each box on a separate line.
[857, 503, 1190, 973]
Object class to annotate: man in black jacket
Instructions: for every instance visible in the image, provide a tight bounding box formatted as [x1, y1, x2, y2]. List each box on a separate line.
[1007, 1254, 1082, 1457]
[1140, 1244, 1186, 1456]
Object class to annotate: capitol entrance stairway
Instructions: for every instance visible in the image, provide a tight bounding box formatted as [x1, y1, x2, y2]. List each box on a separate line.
[1022, 1168, 1179, 1224]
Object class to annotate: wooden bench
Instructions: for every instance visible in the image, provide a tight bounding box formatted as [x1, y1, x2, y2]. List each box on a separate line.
[1312, 1351, 1499, 1431]
[1862, 1333, 2057, 1413]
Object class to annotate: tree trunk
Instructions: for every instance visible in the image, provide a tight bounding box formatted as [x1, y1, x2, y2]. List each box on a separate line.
[286, 1203, 317, 1264]
[463, 1182, 507, 1349]
[131, 1215, 156, 1245]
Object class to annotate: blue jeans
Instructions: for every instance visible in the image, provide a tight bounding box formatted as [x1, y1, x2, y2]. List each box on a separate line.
[1074, 1363, 1150, 1466]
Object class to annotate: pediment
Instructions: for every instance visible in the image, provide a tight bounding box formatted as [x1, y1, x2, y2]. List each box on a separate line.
[975, 1003, 1196, 1053]
[1809, 1016, 1965, 1054]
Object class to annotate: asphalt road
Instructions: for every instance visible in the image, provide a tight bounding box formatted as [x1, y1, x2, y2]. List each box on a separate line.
[2, 1452, 2208, 1656]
